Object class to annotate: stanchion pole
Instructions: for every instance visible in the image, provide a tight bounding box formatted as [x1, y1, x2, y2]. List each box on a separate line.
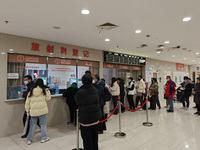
[114, 101, 126, 138]
[72, 109, 84, 150]
[143, 97, 153, 127]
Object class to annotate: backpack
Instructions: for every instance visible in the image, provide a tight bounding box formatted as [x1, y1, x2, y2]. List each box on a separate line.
[104, 87, 112, 101]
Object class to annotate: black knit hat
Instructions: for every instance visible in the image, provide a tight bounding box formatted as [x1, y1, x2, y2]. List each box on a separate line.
[82, 74, 93, 85]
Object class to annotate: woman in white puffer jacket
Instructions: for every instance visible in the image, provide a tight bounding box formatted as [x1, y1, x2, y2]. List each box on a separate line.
[25, 78, 51, 145]
[109, 77, 120, 115]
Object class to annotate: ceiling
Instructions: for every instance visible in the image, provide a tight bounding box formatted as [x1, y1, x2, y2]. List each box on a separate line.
[0, 0, 200, 65]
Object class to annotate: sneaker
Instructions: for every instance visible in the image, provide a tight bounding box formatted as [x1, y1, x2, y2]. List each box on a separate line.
[41, 137, 49, 143]
[159, 107, 161, 109]
[21, 134, 27, 138]
[166, 109, 174, 113]
[185, 107, 189, 111]
[98, 131, 103, 134]
[164, 106, 169, 108]
[194, 112, 198, 114]
[27, 140, 32, 145]
[193, 106, 197, 108]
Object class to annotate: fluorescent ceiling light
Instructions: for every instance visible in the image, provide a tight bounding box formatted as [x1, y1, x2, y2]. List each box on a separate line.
[195, 52, 199, 55]
[172, 55, 175, 57]
[9, 49, 14, 51]
[81, 9, 90, 15]
[164, 41, 170, 44]
[105, 38, 110, 42]
[157, 51, 161, 54]
[183, 17, 191, 22]
[135, 30, 141, 33]
[1, 52, 5, 55]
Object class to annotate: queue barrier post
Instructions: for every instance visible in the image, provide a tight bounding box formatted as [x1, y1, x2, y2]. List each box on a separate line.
[72, 109, 84, 150]
[143, 97, 153, 127]
[114, 101, 126, 138]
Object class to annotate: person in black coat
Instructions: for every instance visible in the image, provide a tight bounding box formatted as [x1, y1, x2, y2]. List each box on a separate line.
[93, 74, 106, 134]
[181, 77, 193, 110]
[75, 75, 101, 150]
[63, 82, 78, 125]
[117, 78, 125, 112]
[20, 75, 36, 138]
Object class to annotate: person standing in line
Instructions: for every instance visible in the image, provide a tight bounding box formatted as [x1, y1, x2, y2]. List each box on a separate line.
[75, 75, 101, 150]
[63, 82, 78, 125]
[180, 77, 193, 110]
[117, 78, 125, 113]
[155, 80, 161, 109]
[110, 77, 120, 115]
[143, 79, 148, 101]
[101, 78, 110, 121]
[136, 75, 145, 110]
[149, 78, 159, 110]
[164, 84, 169, 108]
[93, 75, 106, 134]
[19, 75, 36, 138]
[165, 76, 176, 113]
[126, 77, 136, 110]
[193, 77, 200, 115]
[85, 70, 91, 75]
[25, 79, 51, 145]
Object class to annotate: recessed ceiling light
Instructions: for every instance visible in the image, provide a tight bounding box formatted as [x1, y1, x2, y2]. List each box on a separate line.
[135, 30, 141, 33]
[192, 60, 195, 62]
[195, 52, 199, 55]
[157, 51, 161, 54]
[105, 38, 110, 42]
[81, 9, 90, 15]
[164, 41, 170, 44]
[53, 26, 61, 29]
[183, 17, 191, 22]
[9, 49, 13, 51]
[183, 58, 186, 60]
[172, 55, 175, 57]
[1, 52, 5, 55]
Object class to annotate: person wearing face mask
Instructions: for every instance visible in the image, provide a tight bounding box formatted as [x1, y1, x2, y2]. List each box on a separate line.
[19, 75, 36, 138]
[126, 77, 136, 110]
[180, 76, 193, 110]
[135, 75, 145, 110]
[165, 76, 176, 112]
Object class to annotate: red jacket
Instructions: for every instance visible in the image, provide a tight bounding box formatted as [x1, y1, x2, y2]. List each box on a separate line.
[165, 79, 176, 98]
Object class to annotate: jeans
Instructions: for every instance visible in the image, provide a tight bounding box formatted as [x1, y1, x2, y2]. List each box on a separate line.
[112, 96, 118, 114]
[80, 124, 98, 150]
[168, 98, 174, 111]
[27, 114, 47, 141]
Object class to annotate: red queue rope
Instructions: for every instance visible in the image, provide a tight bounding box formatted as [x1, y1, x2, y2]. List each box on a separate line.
[121, 98, 149, 112]
[99, 104, 118, 123]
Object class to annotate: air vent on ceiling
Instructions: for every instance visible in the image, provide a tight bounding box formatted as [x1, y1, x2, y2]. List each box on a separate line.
[97, 22, 119, 30]
[182, 48, 187, 50]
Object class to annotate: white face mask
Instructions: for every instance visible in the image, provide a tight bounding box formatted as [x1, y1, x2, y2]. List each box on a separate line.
[24, 81, 28, 85]
[167, 79, 170, 82]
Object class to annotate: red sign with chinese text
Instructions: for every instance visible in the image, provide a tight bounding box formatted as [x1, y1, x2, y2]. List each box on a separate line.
[73, 49, 79, 56]
[31, 43, 40, 51]
[176, 63, 184, 71]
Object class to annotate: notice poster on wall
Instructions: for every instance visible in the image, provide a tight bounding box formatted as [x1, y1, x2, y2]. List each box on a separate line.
[146, 69, 151, 83]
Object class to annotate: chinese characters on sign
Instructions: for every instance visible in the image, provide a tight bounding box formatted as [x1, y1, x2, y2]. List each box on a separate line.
[46, 45, 54, 53]
[31, 42, 90, 58]
[176, 63, 185, 71]
[31, 43, 40, 51]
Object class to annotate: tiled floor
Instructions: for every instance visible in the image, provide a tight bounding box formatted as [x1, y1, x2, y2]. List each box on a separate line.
[1, 100, 200, 150]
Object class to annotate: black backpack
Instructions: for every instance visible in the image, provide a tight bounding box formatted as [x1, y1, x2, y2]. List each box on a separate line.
[104, 87, 112, 102]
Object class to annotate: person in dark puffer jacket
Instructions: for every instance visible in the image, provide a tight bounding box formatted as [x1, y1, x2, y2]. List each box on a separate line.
[75, 75, 101, 150]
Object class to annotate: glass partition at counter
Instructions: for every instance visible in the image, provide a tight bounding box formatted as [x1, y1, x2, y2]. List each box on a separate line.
[78, 60, 99, 88]
[7, 54, 47, 99]
[47, 57, 76, 94]
[7, 54, 100, 100]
